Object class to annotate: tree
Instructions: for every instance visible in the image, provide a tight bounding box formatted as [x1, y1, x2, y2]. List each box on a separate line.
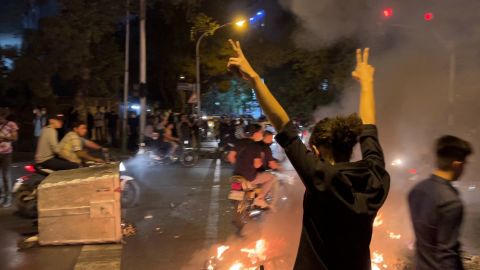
[8, 0, 125, 115]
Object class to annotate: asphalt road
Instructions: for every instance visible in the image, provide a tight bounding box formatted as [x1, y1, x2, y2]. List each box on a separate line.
[0, 156, 479, 270]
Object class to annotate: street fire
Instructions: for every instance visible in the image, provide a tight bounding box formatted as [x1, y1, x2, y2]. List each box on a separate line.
[373, 213, 384, 227]
[205, 239, 267, 270]
[240, 239, 267, 264]
[371, 251, 386, 270]
[388, 232, 401, 240]
[229, 262, 245, 270]
[217, 245, 230, 260]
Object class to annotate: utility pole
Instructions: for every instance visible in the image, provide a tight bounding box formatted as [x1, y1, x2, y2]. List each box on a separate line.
[139, 0, 147, 143]
[448, 47, 456, 126]
[121, 0, 130, 152]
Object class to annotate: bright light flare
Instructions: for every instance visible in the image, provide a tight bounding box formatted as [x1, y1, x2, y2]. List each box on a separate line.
[383, 8, 393, 18]
[391, 159, 403, 167]
[235, 20, 246, 27]
[424, 12, 434, 21]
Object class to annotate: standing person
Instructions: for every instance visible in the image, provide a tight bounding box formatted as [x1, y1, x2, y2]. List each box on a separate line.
[127, 111, 139, 150]
[177, 114, 192, 146]
[0, 108, 19, 207]
[408, 136, 473, 270]
[33, 108, 47, 151]
[94, 106, 105, 142]
[107, 109, 118, 147]
[227, 40, 390, 269]
[87, 109, 94, 140]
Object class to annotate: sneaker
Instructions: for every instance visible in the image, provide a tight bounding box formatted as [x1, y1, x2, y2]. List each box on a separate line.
[253, 198, 269, 209]
[2, 196, 12, 208]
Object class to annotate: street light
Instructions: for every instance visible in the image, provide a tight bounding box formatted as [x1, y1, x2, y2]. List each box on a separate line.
[195, 19, 246, 116]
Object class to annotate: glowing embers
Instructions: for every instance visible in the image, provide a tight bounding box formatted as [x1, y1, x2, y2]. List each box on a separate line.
[240, 239, 267, 265]
[206, 239, 267, 270]
[373, 213, 384, 227]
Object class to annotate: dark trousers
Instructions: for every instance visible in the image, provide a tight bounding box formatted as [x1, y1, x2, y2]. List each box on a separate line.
[0, 153, 12, 198]
[109, 127, 117, 146]
[39, 157, 80, 171]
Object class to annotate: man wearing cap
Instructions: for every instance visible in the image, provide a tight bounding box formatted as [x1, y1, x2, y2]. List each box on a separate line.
[35, 114, 80, 170]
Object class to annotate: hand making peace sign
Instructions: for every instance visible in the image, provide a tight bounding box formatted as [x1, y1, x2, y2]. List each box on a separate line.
[352, 48, 375, 84]
[227, 39, 259, 81]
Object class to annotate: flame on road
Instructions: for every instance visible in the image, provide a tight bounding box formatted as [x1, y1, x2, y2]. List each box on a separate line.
[229, 262, 245, 270]
[240, 239, 267, 265]
[373, 213, 384, 227]
[217, 245, 230, 260]
[388, 232, 401, 240]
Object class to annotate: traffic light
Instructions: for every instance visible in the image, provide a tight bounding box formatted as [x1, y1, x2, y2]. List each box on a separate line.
[424, 12, 434, 21]
[383, 8, 393, 18]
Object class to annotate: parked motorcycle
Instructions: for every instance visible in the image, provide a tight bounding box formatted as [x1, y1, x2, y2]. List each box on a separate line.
[13, 161, 139, 218]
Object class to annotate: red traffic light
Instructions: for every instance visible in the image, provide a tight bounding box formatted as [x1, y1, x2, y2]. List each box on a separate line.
[383, 8, 393, 18]
[424, 12, 434, 21]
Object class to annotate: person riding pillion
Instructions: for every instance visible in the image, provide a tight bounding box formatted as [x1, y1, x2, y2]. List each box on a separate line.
[227, 40, 390, 270]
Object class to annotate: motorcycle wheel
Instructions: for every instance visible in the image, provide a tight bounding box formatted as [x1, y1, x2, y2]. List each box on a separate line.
[121, 180, 140, 208]
[232, 198, 249, 232]
[180, 151, 198, 167]
[14, 186, 38, 218]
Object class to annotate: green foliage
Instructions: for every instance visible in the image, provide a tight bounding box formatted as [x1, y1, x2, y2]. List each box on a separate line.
[8, 0, 125, 103]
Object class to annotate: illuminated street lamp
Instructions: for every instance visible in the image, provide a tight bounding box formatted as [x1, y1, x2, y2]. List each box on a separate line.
[195, 18, 246, 116]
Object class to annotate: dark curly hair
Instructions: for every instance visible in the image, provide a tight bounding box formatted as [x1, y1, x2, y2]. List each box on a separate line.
[309, 114, 362, 163]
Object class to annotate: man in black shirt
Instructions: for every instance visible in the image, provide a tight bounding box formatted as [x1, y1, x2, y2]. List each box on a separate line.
[227, 41, 389, 269]
[228, 124, 276, 209]
[257, 130, 280, 172]
[408, 135, 473, 270]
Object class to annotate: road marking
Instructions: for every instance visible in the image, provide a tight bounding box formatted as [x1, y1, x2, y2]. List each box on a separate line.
[205, 159, 221, 243]
[74, 244, 122, 270]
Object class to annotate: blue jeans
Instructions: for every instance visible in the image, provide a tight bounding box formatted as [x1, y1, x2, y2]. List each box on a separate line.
[0, 153, 12, 198]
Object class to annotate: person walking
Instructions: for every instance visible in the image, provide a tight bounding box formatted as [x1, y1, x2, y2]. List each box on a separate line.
[408, 136, 473, 270]
[0, 108, 19, 208]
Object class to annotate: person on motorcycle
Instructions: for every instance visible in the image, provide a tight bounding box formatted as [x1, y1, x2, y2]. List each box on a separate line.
[35, 114, 80, 170]
[163, 122, 180, 156]
[58, 120, 105, 165]
[227, 123, 276, 209]
[258, 130, 280, 171]
[227, 40, 389, 270]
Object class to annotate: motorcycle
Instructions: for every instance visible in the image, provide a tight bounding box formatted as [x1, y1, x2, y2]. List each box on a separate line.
[138, 139, 199, 167]
[228, 176, 268, 234]
[13, 160, 140, 218]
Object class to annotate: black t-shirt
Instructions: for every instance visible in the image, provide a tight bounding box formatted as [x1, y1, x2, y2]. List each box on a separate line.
[276, 121, 390, 270]
[257, 141, 274, 172]
[232, 138, 263, 181]
[408, 175, 464, 270]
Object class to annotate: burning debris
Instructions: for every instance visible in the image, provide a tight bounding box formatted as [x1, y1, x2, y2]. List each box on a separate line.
[204, 240, 267, 270]
[373, 213, 384, 227]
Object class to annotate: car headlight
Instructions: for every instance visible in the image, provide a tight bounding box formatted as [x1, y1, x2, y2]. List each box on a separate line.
[119, 162, 126, 172]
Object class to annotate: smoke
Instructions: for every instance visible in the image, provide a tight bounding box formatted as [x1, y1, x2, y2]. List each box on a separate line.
[279, 0, 480, 260]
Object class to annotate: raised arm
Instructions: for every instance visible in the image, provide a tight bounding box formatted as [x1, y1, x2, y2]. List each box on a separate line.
[352, 48, 376, 125]
[227, 40, 290, 131]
